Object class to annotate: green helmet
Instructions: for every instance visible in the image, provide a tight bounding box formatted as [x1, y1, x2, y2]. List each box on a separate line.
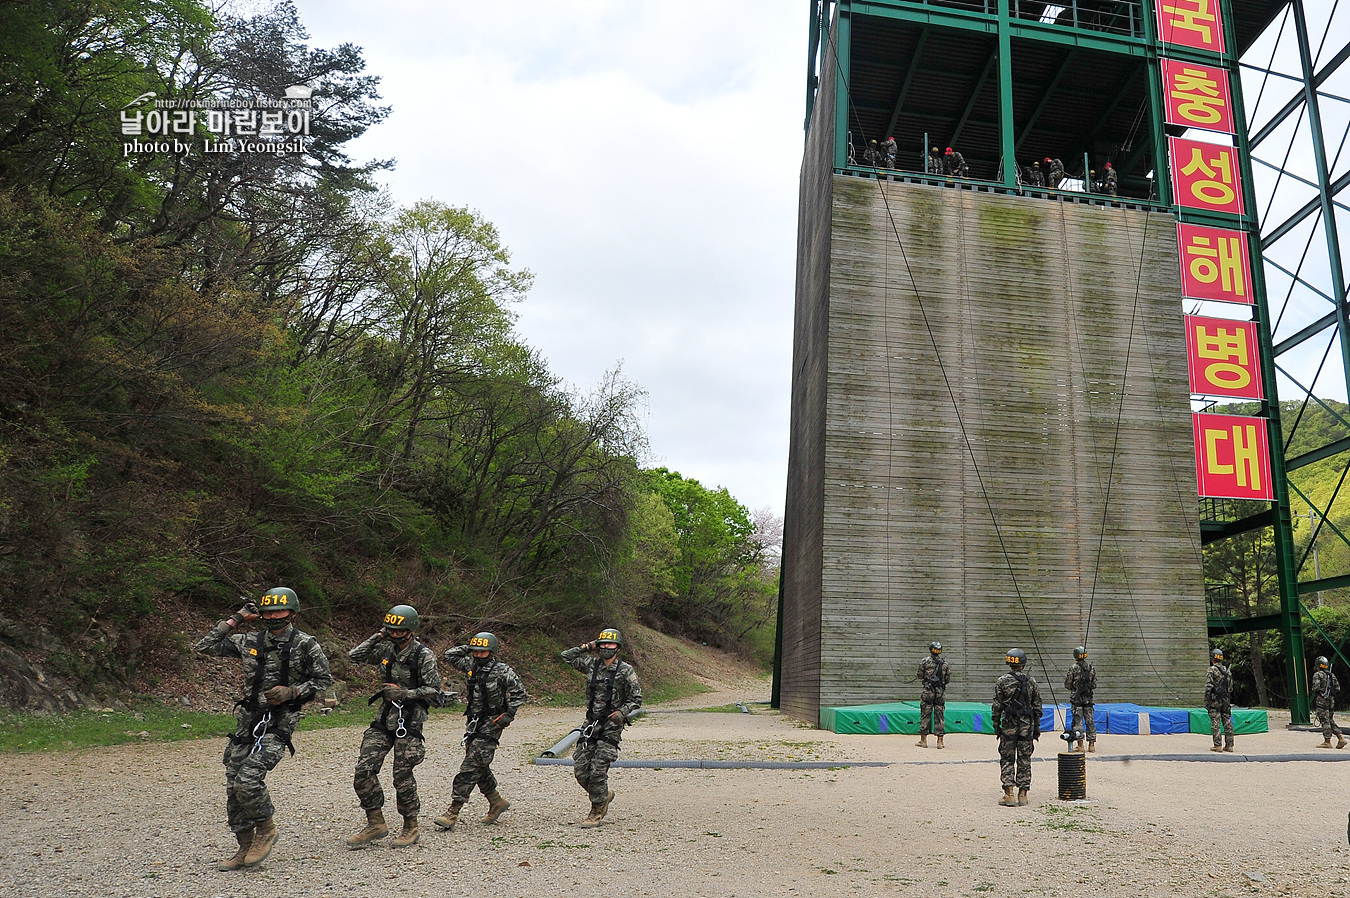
[1074, 646, 1087, 661]
[929, 641, 942, 654]
[469, 632, 498, 653]
[383, 605, 419, 632]
[1210, 648, 1224, 662]
[258, 587, 299, 613]
[1005, 648, 1026, 667]
[597, 627, 623, 647]
[1317, 656, 1330, 669]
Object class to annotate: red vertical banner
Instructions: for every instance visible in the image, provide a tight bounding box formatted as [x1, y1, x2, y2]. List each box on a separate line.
[1185, 315, 1264, 399]
[1157, 0, 1226, 55]
[1169, 136, 1244, 216]
[1176, 223, 1253, 304]
[1193, 413, 1273, 500]
[1161, 59, 1235, 134]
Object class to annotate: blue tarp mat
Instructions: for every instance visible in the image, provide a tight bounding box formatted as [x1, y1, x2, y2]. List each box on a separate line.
[822, 700, 1268, 736]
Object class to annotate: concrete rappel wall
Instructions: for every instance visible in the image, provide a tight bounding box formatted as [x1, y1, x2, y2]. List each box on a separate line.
[782, 174, 1208, 723]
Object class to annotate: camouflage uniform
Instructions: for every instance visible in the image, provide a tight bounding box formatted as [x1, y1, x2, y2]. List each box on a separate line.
[917, 655, 950, 737]
[992, 670, 1043, 789]
[1064, 660, 1097, 745]
[862, 141, 881, 167]
[880, 137, 898, 169]
[349, 633, 442, 818]
[1312, 668, 1343, 742]
[928, 149, 944, 175]
[1205, 661, 1234, 749]
[443, 646, 527, 803]
[1026, 163, 1045, 187]
[945, 150, 969, 178]
[562, 645, 643, 806]
[194, 621, 332, 835]
[1102, 166, 1118, 196]
[1047, 158, 1065, 188]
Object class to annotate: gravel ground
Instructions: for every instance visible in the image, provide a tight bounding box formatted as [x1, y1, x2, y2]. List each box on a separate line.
[4, 680, 1350, 898]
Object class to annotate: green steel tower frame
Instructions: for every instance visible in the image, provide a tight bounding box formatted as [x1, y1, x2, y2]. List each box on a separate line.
[793, 0, 1345, 723]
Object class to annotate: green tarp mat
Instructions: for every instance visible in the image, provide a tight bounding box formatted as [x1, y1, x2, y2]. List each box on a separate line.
[1187, 708, 1269, 735]
[821, 701, 996, 735]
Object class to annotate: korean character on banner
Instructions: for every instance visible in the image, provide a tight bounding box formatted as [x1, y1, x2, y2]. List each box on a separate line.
[1158, 0, 1225, 54]
[120, 110, 144, 136]
[232, 109, 258, 136]
[259, 110, 284, 136]
[1185, 315, 1262, 399]
[170, 110, 196, 135]
[1193, 413, 1272, 501]
[1161, 59, 1234, 134]
[205, 109, 230, 136]
[1170, 137, 1244, 215]
[1177, 223, 1252, 304]
[285, 109, 310, 135]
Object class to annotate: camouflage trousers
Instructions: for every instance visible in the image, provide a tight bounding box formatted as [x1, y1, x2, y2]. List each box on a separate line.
[354, 726, 426, 817]
[997, 736, 1035, 788]
[919, 692, 945, 736]
[1069, 703, 1096, 742]
[573, 739, 620, 806]
[1315, 704, 1343, 741]
[1208, 705, 1234, 747]
[451, 736, 500, 803]
[222, 731, 288, 833]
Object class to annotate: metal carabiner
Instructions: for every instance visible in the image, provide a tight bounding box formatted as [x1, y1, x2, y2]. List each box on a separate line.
[392, 701, 408, 739]
[462, 717, 478, 746]
[250, 710, 273, 755]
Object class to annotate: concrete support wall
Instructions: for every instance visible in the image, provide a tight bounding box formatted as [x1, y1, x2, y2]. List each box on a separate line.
[783, 174, 1208, 722]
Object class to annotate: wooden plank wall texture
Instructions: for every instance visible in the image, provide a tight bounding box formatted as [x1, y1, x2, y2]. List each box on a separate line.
[778, 34, 837, 725]
[814, 176, 1208, 715]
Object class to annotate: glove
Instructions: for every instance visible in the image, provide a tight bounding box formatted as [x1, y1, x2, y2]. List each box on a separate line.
[382, 684, 408, 702]
[609, 710, 625, 722]
[228, 612, 248, 627]
[493, 713, 513, 728]
[1033, 728, 1041, 741]
[265, 685, 299, 706]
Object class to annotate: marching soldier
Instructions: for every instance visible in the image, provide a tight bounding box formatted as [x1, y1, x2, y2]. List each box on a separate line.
[434, 633, 527, 832]
[1312, 656, 1346, 749]
[880, 136, 898, 169]
[194, 587, 332, 871]
[992, 648, 1042, 807]
[1205, 647, 1235, 753]
[1064, 646, 1097, 753]
[346, 604, 442, 849]
[562, 628, 643, 827]
[915, 641, 950, 749]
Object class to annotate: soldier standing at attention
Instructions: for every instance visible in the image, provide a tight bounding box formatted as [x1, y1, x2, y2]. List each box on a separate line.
[195, 587, 332, 871]
[1311, 656, 1346, 749]
[992, 648, 1042, 807]
[915, 641, 950, 749]
[345, 604, 442, 849]
[434, 632, 527, 832]
[1064, 646, 1097, 753]
[1205, 647, 1235, 752]
[562, 628, 643, 827]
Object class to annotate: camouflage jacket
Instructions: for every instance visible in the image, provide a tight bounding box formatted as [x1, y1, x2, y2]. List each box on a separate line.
[1312, 669, 1340, 708]
[350, 634, 442, 735]
[562, 646, 643, 742]
[1204, 662, 1233, 709]
[1064, 661, 1097, 704]
[917, 656, 950, 695]
[991, 671, 1042, 738]
[194, 622, 332, 737]
[444, 646, 527, 742]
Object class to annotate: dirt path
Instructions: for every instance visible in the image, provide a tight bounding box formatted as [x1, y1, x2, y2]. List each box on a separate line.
[3, 677, 1349, 898]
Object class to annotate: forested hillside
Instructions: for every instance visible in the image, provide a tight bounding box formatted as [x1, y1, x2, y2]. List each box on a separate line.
[0, 1, 778, 708]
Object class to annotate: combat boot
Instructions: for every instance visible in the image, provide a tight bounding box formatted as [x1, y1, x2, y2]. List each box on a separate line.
[1223, 743, 1234, 753]
[1074, 739, 1085, 752]
[1210, 745, 1223, 752]
[217, 829, 253, 871]
[935, 735, 944, 750]
[1318, 738, 1333, 748]
[597, 790, 614, 822]
[433, 800, 464, 831]
[345, 808, 389, 849]
[579, 803, 604, 827]
[482, 790, 511, 824]
[391, 816, 419, 847]
[243, 817, 277, 867]
[1087, 741, 1096, 753]
[915, 734, 928, 748]
[1017, 788, 1029, 806]
[1338, 736, 1347, 749]
[998, 786, 1017, 807]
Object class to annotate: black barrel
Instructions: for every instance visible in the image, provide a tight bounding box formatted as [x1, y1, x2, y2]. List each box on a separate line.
[1057, 751, 1087, 800]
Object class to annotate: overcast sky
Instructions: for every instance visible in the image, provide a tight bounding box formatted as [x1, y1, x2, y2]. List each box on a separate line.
[291, 1, 803, 518]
